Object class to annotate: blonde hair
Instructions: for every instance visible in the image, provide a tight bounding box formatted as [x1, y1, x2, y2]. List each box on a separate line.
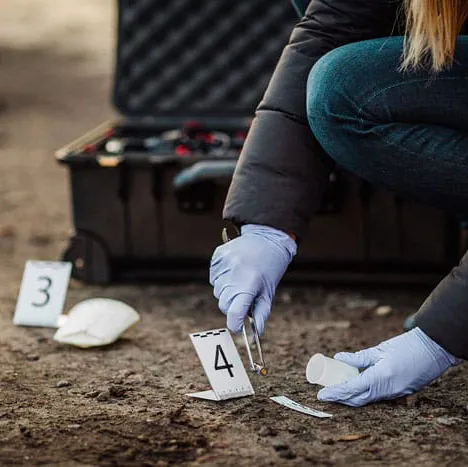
[403, 0, 468, 71]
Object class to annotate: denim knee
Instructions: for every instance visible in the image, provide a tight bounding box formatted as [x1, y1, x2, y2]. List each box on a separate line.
[306, 43, 368, 167]
[307, 45, 359, 130]
[307, 51, 341, 123]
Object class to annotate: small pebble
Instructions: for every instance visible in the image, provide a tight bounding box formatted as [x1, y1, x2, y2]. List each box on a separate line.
[272, 440, 289, 451]
[96, 390, 111, 402]
[279, 292, 292, 304]
[435, 416, 463, 427]
[56, 380, 71, 388]
[127, 374, 144, 384]
[19, 426, 31, 437]
[258, 426, 277, 437]
[109, 385, 126, 398]
[315, 320, 350, 331]
[26, 354, 39, 362]
[322, 438, 335, 445]
[85, 390, 100, 398]
[272, 440, 295, 459]
[158, 356, 171, 365]
[118, 369, 135, 379]
[405, 394, 420, 407]
[375, 305, 393, 317]
[345, 298, 379, 310]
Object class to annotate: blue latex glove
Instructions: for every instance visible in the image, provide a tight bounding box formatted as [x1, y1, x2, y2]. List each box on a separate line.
[317, 327, 462, 407]
[209, 224, 297, 335]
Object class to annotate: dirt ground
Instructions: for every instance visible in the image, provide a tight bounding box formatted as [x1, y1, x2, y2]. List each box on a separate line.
[1, 2, 468, 466]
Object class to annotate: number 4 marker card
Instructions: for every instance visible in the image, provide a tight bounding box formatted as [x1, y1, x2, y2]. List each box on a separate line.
[13, 261, 72, 328]
[187, 328, 254, 401]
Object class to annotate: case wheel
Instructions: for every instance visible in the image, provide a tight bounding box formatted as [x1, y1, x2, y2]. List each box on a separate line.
[62, 232, 111, 284]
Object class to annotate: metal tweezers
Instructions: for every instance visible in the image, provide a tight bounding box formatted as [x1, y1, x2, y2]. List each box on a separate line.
[222, 227, 267, 376]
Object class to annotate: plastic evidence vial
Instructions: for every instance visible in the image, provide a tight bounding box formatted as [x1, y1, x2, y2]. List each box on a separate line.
[306, 353, 359, 387]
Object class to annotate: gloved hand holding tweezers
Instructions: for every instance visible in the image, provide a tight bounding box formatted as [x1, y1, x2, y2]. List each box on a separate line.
[209, 224, 297, 372]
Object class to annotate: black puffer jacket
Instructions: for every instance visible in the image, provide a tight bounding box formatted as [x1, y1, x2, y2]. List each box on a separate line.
[222, 0, 468, 360]
[223, 0, 403, 239]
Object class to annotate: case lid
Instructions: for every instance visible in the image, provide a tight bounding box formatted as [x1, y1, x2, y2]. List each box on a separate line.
[113, 0, 298, 118]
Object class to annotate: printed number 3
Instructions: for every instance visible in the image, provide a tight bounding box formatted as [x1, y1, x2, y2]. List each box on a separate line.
[214, 344, 234, 377]
[32, 276, 52, 307]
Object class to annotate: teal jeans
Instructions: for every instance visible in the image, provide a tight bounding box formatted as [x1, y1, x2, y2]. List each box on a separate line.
[307, 36, 468, 217]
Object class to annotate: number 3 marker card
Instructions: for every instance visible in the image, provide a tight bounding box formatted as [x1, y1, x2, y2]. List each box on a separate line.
[13, 261, 72, 328]
[187, 328, 254, 401]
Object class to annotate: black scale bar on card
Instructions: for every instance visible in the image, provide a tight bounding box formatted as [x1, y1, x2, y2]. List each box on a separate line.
[192, 329, 227, 338]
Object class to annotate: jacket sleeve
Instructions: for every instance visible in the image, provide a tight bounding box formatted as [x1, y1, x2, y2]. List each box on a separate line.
[223, 0, 402, 240]
[415, 250, 468, 360]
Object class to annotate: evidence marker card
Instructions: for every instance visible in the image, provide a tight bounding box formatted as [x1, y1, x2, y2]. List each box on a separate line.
[188, 328, 254, 401]
[14, 261, 72, 328]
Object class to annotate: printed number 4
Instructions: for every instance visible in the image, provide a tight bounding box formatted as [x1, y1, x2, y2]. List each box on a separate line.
[214, 344, 234, 378]
[32, 276, 52, 307]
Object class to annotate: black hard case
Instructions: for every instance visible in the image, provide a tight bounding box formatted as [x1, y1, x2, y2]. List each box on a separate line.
[56, 0, 463, 286]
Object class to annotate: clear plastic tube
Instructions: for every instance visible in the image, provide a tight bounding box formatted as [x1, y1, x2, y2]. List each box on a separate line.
[306, 353, 359, 387]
